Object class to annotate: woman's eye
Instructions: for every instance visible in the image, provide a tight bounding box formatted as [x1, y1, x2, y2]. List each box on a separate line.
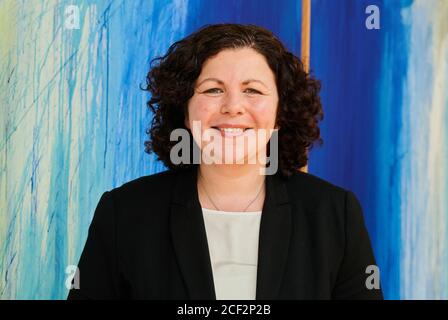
[202, 88, 261, 94]
[244, 88, 261, 94]
[204, 88, 223, 94]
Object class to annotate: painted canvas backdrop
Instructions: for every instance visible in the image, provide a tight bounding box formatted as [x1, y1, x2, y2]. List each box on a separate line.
[1, 0, 447, 299]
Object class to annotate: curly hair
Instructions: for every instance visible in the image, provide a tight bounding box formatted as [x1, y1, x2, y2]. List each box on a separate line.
[142, 23, 323, 177]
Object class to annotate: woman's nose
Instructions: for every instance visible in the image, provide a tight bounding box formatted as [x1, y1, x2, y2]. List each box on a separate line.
[220, 91, 246, 115]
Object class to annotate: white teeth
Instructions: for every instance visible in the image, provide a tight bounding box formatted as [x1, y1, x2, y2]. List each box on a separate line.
[220, 128, 244, 133]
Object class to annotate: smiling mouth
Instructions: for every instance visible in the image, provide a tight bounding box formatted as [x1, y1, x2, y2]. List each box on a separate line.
[211, 127, 254, 137]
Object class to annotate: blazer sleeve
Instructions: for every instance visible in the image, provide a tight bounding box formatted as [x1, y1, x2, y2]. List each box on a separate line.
[332, 191, 384, 300]
[67, 191, 123, 299]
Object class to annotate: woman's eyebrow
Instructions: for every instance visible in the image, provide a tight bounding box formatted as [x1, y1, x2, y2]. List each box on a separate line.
[196, 77, 268, 88]
[242, 79, 268, 89]
[196, 78, 224, 87]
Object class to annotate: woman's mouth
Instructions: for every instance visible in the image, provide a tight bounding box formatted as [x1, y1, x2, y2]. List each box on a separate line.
[211, 126, 253, 137]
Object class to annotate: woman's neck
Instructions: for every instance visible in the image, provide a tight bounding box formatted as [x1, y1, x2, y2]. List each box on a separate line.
[197, 163, 266, 212]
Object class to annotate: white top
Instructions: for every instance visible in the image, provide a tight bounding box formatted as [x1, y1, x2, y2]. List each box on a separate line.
[201, 207, 262, 300]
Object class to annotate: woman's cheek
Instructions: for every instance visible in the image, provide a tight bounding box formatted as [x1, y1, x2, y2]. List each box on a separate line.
[251, 102, 277, 127]
[189, 97, 208, 117]
[195, 99, 219, 118]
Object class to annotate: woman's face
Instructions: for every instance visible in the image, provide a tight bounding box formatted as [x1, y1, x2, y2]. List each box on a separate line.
[186, 48, 279, 165]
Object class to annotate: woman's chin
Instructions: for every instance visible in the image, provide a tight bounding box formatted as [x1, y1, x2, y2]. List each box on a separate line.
[201, 150, 260, 165]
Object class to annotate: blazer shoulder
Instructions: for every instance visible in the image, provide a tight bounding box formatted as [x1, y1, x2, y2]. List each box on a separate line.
[108, 169, 178, 201]
[283, 171, 354, 210]
[286, 170, 347, 196]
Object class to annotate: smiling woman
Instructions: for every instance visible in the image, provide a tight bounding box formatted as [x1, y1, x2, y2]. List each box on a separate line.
[67, 23, 383, 300]
[186, 48, 278, 171]
[144, 24, 323, 178]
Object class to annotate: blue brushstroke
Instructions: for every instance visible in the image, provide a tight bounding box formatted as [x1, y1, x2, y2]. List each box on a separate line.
[309, 0, 413, 299]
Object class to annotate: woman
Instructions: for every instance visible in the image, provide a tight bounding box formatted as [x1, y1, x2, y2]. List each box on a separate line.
[67, 23, 383, 300]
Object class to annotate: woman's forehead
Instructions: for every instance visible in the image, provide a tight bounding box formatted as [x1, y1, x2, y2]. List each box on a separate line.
[198, 49, 275, 84]
[202, 48, 269, 68]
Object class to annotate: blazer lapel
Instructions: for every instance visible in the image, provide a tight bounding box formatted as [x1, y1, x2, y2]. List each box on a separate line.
[169, 165, 292, 300]
[170, 166, 216, 299]
[255, 172, 292, 300]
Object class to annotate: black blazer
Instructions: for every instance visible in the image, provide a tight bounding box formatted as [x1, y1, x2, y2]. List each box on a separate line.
[67, 165, 383, 300]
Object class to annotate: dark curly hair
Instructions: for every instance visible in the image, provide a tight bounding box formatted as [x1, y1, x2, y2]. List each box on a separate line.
[142, 23, 323, 177]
